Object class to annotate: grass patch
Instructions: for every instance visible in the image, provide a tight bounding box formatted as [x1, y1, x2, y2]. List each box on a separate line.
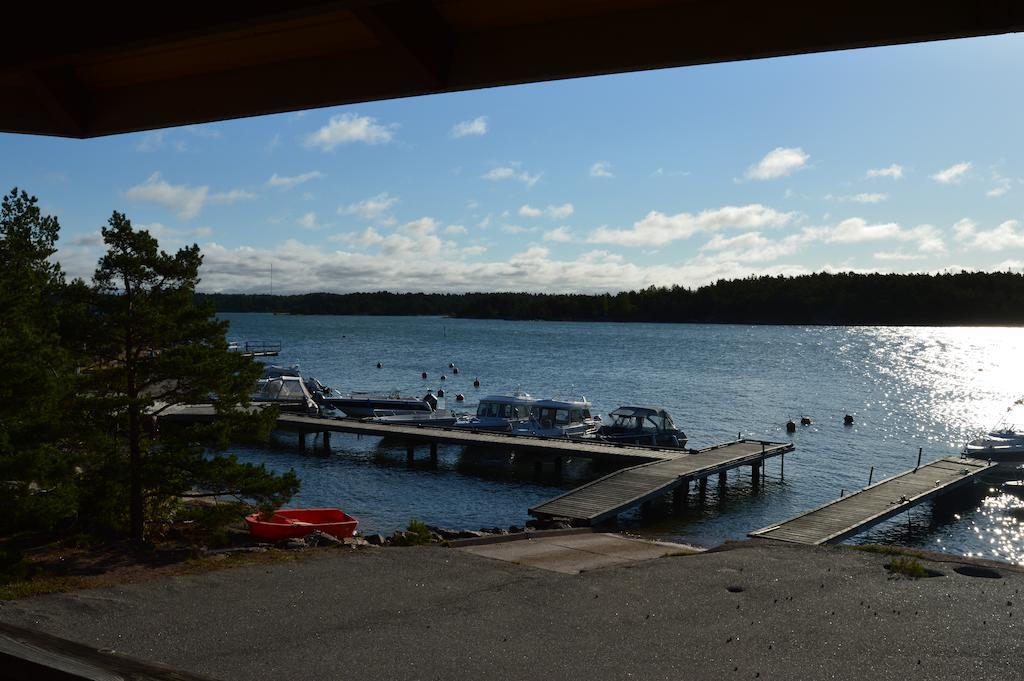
[390, 519, 433, 547]
[663, 548, 700, 557]
[885, 556, 930, 579]
[854, 544, 926, 559]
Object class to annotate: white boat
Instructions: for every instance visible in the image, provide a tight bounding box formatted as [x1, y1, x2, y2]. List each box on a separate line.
[251, 375, 318, 414]
[453, 390, 537, 432]
[511, 398, 601, 438]
[965, 428, 1024, 463]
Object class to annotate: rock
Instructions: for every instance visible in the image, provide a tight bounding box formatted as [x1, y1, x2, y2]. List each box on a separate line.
[283, 538, 307, 550]
[508, 525, 523, 533]
[456, 530, 485, 539]
[305, 530, 343, 547]
[365, 534, 387, 546]
[434, 528, 462, 540]
[343, 537, 370, 548]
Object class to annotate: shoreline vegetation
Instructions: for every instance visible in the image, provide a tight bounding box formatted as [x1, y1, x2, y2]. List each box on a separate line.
[198, 271, 1024, 326]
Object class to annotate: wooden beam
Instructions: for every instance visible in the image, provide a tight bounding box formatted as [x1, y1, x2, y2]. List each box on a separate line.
[352, 0, 454, 88]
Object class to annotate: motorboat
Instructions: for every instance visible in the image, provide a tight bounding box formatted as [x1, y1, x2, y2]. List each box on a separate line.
[317, 390, 435, 418]
[367, 408, 462, 427]
[245, 508, 358, 540]
[511, 398, 601, 438]
[965, 428, 1024, 463]
[251, 374, 318, 414]
[591, 406, 687, 448]
[452, 390, 537, 432]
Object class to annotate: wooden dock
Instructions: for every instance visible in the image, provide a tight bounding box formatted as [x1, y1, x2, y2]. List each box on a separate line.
[229, 340, 281, 357]
[160, 405, 685, 464]
[749, 456, 994, 545]
[529, 440, 794, 525]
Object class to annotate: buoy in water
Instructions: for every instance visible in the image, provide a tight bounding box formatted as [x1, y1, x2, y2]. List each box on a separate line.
[421, 372, 427, 379]
[473, 378, 480, 388]
[449, 362, 455, 368]
[440, 374, 447, 381]
[844, 414, 854, 426]
[437, 388, 445, 398]
[455, 393, 465, 401]
[800, 416, 811, 426]
[453, 366, 460, 374]
[786, 420, 797, 433]
[376, 362, 383, 369]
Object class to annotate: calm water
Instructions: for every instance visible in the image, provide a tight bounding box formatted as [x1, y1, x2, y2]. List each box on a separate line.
[222, 314, 1024, 565]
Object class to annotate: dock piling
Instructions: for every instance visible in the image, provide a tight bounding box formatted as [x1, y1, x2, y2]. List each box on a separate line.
[406, 444, 415, 464]
[867, 466, 874, 486]
[322, 431, 331, 454]
[430, 443, 438, 465]
[298, 432, 306, 451]
[915, 447, 922, 472]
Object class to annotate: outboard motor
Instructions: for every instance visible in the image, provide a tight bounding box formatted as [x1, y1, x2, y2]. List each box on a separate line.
[423, 392, 439, 412]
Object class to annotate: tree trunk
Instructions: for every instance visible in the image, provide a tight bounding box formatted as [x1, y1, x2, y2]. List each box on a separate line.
[128, 406, 144, 547]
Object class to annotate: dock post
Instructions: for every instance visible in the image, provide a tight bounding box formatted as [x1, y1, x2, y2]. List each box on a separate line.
[751, 461, 761, 488]
[867, 466, 874, 486]
[673, 479, 688, 509]
[780, 453, 785, 479]
[429, 443, 438, 466]
[699, 477, 708, 497]
[298, 432, 306, 451]
[915, 447, 922, 472]
[322, 431, 331, 454]
[406, 444, 415, 464]
[718, 471, 727, 487]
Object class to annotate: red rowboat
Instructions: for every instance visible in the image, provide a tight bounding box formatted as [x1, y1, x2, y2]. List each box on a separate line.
[245, 508, 358, 540]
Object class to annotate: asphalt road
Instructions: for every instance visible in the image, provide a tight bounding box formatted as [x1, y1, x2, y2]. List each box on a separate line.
[0, 541, 1020, 680]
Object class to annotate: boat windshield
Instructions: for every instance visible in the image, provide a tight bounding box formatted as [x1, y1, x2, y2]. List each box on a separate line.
[477, 402, 529, 418]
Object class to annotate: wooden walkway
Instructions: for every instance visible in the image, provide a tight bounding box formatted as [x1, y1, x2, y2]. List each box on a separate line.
[160, 405, 684, 464]
[529, 440, 794, 525]
[749, 456, 994, 545]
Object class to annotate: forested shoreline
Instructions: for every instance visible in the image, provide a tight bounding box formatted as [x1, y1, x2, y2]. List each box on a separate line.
[198, 271, 1024, 326]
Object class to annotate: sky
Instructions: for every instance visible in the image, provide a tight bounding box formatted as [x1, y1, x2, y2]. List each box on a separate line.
[3, 34, 1024, 294]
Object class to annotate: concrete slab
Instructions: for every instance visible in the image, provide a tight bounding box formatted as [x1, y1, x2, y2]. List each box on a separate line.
[455, 532, 696, 574]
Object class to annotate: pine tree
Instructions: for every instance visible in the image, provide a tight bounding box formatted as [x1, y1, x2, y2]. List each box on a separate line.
[0, 189, 78, 534]
[79, 212, 297, 546]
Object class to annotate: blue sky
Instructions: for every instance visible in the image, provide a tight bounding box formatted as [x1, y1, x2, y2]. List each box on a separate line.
[3, 34, 1024, 293]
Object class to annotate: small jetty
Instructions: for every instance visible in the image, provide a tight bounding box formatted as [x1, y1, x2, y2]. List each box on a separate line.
[749, 456, 994, 545]
[529, 439, 793, 525]
[228, 340, 281, 357]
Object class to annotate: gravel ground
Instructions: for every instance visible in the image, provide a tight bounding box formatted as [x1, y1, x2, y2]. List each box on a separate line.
[0, 540, 1020, 680]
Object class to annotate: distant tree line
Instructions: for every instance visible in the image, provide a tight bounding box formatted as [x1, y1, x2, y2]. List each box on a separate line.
[198, 271, 1024, 325]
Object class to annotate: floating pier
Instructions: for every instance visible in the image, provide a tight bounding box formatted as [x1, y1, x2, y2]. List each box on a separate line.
[749, 456, 994, 545]
[529, 440, 794, 525]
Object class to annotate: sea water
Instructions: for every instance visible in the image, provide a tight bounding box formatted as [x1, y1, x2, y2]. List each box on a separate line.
[222, 314, 1024, 564]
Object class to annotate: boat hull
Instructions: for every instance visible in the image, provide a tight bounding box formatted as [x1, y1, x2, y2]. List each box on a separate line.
[322, 397, 431, 418]
[245, 508, 358, 540]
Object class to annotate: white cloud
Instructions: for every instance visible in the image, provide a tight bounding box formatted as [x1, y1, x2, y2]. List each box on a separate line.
[450, 116, 488, 138]
[483, 163, 541, 187]
[954, 218, 1024, 251]
[745, 147, 809, 180]
[297, 212, 326, 230]
[873, 251, 927, 261]
[825, 192, 888, 204]
[501, 224, 532, 235]
[931, 162, 971, 184]
[303, 113, 396, 151]
[135, 131, 167, 152]
[462, 245, 487, 256]
[986, 171, 1012, 198]
[124, 173, 254, 219]
[445, 224, 468, 235]
[804, 218, 944, 254]
[519, 203, 574, 219]
[588, 204, 795, 247]
[339, 192, 399, 222]
[265, 133, 281, 152]
[590, 161, 614, 178]
[698, 231, 803, 264]
[866, 164, 904, 180]
[543, 226, 573, 242]
[267, 171, 324, 190]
